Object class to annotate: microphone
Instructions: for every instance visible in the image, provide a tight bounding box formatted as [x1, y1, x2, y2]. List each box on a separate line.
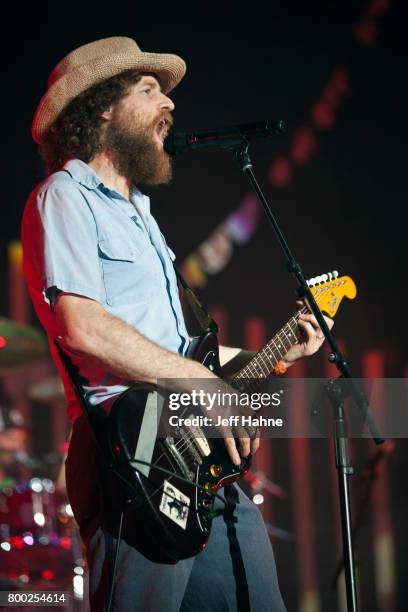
[164, 119, 287, 156]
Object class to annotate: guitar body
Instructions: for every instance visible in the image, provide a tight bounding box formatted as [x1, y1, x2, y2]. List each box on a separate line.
[104, 332, 250, 563]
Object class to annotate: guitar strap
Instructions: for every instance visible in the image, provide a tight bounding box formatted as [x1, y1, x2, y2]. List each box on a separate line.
[54, 340, 102, 425]
[173, 266, 218, 335]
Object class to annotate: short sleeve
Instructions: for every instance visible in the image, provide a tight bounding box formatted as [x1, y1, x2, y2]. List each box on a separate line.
[22, 180, 104, 304]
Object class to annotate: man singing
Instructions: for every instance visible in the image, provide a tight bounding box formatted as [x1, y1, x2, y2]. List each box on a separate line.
[22, 36, 331, 611]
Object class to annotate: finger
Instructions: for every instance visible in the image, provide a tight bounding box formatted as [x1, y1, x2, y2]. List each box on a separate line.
[323, 315, 334, 330]
[250, 436, 260, 455]
[238, 436, 251, 459]
[300, 312, 333, 330]
[224, 436, 241, 465]
[299, 313, 324, 338]
[299, 312, 319, 327]
[297, 318, 316, 340]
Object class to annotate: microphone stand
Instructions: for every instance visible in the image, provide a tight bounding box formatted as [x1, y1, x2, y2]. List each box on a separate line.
[226, 140, 384, 612]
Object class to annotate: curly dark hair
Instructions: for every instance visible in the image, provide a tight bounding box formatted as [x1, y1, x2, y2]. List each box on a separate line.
[39, 69, 144, 176]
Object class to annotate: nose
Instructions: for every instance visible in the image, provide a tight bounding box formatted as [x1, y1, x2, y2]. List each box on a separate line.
[160, 92, 175, 112]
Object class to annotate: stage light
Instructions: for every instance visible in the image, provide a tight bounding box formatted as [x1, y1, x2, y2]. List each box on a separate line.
[11, 536, 24, 549]
[19, 574, 29, 583]
[34, 512, 45, 526]
[42, 570, 54, 580]
[60, 536, 71, 550]
[42, 479, 55, 493]
[30, 478, 43, 492]
[73, 574, 84, 599]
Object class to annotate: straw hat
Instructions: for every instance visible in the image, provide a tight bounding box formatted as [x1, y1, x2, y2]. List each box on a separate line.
[31, 36, 186, 144]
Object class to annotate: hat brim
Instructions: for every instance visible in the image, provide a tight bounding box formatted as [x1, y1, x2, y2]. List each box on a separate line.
[32, 50, 186, 144]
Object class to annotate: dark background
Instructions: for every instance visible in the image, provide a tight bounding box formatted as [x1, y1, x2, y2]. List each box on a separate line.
[1, 1, 407, 610]
[2, 1, 407, 365]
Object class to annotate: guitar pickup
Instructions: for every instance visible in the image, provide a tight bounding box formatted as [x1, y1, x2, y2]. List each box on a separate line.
[186, 417, 211, 457]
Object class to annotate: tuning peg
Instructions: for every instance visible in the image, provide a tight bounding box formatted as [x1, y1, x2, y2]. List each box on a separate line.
[307, 272, 335, 286]
[307, 273, 331, 286]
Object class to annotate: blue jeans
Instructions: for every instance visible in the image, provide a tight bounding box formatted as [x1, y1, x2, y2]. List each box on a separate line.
[66, 415, 286, 612]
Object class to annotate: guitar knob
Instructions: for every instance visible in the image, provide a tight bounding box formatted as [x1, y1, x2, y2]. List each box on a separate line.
[210, 464, 222, 478]
[204, 482, 217, 495]
[333, 270, 339, 279]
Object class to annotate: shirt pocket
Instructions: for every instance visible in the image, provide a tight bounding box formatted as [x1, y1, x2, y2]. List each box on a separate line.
[98, 235, 157, 306]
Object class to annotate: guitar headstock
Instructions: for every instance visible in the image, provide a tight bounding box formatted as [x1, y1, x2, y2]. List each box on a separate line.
[306, 270, 357, 317]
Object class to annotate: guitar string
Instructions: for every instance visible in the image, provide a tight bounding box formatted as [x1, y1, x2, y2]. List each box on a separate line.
[239, 307, 306, 379]
[153, 289, 331, 468]
[236, 281, 336, 381]
[170, 294, 327, 457]
[158, 287, 332, 462]
[237, 306, 306, 380]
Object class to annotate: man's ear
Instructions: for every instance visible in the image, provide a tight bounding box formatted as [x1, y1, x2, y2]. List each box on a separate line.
[101, 107, 113, 121]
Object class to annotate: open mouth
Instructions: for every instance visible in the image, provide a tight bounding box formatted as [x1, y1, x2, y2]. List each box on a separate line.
[156, 118, 169, 143]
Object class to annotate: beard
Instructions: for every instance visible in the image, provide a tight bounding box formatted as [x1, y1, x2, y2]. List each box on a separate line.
[104, 110, 173, 186]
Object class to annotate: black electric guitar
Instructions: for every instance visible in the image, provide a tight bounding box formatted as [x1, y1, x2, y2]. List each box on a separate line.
[100, 272, 356, 562]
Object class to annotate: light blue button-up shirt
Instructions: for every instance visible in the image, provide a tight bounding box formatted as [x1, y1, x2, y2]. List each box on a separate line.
[22, 159, 189, 422]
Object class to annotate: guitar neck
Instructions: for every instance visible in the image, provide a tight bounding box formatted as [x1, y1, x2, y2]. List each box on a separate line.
[233, 307, 307, 383]
[230, 274, 356, 385]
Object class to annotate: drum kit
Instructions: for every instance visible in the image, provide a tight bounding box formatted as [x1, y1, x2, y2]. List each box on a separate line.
[0, 317, 86, 599]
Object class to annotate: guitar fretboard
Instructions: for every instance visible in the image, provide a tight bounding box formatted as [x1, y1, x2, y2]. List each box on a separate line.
[233, 307, 308, 385]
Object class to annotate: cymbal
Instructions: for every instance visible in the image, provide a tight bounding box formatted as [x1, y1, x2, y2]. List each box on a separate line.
[0, 317, 48, 371]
